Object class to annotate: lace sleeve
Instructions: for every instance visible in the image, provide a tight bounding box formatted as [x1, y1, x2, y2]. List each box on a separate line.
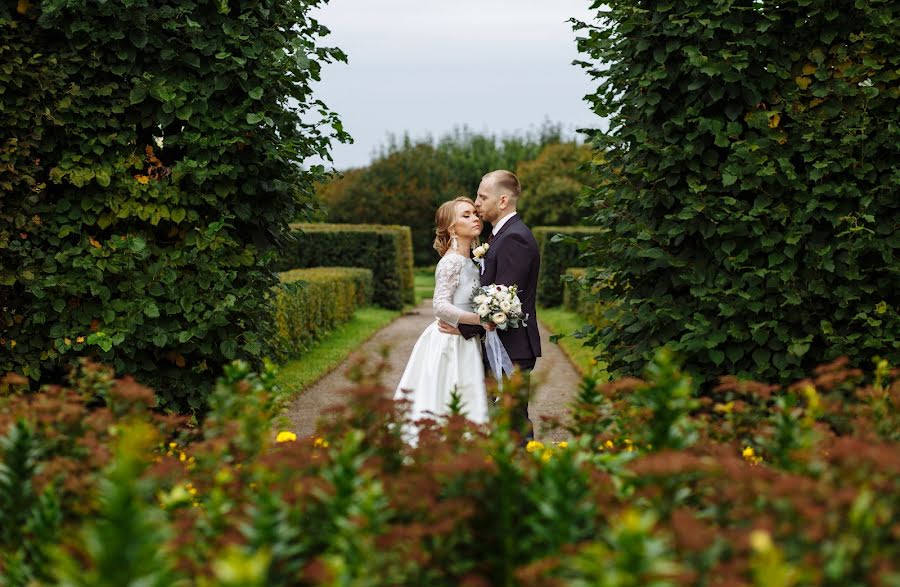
[432, 254, 468, 327]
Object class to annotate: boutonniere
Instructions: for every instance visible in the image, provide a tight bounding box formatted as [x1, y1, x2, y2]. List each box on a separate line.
[472, 243, 489, 275]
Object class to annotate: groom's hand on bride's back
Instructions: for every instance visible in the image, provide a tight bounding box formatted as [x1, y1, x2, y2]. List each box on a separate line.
[438, 320, 462, 336]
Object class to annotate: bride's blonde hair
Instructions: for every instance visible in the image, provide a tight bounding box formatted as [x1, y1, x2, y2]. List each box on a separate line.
[433, 196, 478, 256]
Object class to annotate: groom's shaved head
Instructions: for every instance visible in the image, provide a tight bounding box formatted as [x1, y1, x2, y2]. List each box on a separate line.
[482, 170, 521, 202]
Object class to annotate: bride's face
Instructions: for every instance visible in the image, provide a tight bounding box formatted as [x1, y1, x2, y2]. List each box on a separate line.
[454, 202, 482, 238]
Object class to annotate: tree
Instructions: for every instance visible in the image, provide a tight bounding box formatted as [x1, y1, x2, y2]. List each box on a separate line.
[517, 142, 593, 227]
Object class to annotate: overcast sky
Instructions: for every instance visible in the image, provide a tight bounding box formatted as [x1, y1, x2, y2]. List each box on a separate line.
[308, 0, 600, 170]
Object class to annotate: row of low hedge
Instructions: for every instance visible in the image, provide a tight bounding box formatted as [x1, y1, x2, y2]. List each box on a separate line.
[1, 353, 897, 585]
[277, 224, 414, 311]
[562, 268, 605, 326]
[273, 267, 373, 362]
[533, 226, 606, 307]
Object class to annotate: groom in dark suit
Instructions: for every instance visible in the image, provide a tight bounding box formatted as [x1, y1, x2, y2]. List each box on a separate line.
[439, 170, 541, 441]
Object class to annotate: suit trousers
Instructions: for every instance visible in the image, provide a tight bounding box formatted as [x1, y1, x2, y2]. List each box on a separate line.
[484, 357, 536, 442]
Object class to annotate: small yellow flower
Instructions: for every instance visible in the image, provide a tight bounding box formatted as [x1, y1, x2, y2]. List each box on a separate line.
[276, 431, 297, 443]
[64, 337, 72, 346]
[313, 437, 329, 448]
[541, 450, 552, 462]
[179, 451, 186, 462]
[742, 446, 755, 459]
[714, 401, 735, 414]
[749, 529, 773, 553]
[525, 440, 544, 454]
[168, 442, 178, 449]
[76, 336, 85, 343]
[134, 174, 150, 184]
[9, 340, 15, 349]
[604, 439, 614, 449]
[557, 441, 568, 449]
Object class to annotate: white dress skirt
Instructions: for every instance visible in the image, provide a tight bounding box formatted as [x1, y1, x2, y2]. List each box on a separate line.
[394, 252, 489, 441]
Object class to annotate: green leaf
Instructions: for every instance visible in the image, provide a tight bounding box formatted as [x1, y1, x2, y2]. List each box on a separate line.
[129, 85, 147, 105]
[246, 112, 265, 124]
[249, 87, 263, 100]
[143, 302, 160, 318]
[220, 339, 237, 359]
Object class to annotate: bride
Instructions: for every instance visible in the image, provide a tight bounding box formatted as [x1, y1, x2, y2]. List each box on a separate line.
[394, 197, 493, 440]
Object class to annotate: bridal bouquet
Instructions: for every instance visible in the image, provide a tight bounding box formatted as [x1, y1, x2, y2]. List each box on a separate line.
[471, 284, 528, 390]
[472, 284, 527, 330]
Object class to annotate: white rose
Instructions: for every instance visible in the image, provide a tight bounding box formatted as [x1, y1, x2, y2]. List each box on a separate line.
[473, 245, 487, 258]
[499, 300, 511, 312]
[478, 304, 491, 317]
[473, 294, 487, 305]
[492, 312, 507, 324]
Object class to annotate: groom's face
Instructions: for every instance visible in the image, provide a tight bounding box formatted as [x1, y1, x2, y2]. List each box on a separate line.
[475, 180, 504, 224]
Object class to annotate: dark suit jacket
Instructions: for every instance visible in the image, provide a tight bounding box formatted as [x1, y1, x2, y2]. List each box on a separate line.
[459, 214, 541, 362]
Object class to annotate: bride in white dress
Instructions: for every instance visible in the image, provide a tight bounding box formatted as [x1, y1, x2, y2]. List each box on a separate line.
[394, 197, 492, 439]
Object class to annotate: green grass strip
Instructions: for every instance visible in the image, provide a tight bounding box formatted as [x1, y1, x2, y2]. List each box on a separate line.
[538, 306, 607, 378]
[275, 306, 401, 397]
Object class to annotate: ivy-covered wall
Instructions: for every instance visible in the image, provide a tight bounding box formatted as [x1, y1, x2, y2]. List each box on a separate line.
[0, 0, 347, 411]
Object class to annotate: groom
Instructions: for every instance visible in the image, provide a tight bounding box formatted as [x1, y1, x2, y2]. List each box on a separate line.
[438, 169, 542, 440]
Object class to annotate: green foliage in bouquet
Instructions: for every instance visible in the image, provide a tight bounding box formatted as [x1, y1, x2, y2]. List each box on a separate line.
[0, 0, 347, 412]
[575, 0, 900, 382]
[273, 267, 373, 362]
[278, 224, 414, 310]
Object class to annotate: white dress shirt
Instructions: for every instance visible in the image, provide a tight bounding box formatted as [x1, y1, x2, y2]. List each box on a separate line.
[491, 212, 517, 236]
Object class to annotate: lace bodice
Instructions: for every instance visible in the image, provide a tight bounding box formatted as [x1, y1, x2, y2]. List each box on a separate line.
[433, 252, 480, 327]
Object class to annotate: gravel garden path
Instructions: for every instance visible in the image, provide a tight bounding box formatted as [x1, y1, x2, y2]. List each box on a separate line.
[280, 298, 582, 442]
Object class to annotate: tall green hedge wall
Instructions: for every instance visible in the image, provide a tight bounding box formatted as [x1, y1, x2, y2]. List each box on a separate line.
[278, 224, 414, 310]
[576, 0, 900, 382]
[533, 227, 606, 307]
[0, 0, 346, 412]
[274, 267, 372, 361]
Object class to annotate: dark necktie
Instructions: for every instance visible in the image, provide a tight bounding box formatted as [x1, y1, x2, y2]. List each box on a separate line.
[487, 232, 495, 244]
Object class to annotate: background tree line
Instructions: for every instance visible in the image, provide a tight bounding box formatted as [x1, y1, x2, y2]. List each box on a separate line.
[314, 123, 593, 266]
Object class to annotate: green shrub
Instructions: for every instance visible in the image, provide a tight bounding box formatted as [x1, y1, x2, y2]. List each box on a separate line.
[0, 0, 347, 412]
[575, 0, 900, 382]
[278, 224, 414, 310]
[533, 227, 606, 307]
[562, 268, 605, 326]
[2, 353, 898, 585]
[273, 267, 373, 361]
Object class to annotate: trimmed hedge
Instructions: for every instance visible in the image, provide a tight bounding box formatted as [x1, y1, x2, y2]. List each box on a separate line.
[0, 0, 347, 413]
[274, 267, 373, 361]
[278, 224, 414, 310]
[533, 227, 606, 307]
[575, 0, 900, 382]
[562, 268, 604, 326]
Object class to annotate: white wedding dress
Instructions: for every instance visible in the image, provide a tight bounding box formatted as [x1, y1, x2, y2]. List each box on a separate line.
[394, 252, 489, 439]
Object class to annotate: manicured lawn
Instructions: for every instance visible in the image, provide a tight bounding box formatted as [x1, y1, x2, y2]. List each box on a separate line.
[275, 306, 401, 397]
[414, 266, 436, 304]
[538, 306, 607, 378]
